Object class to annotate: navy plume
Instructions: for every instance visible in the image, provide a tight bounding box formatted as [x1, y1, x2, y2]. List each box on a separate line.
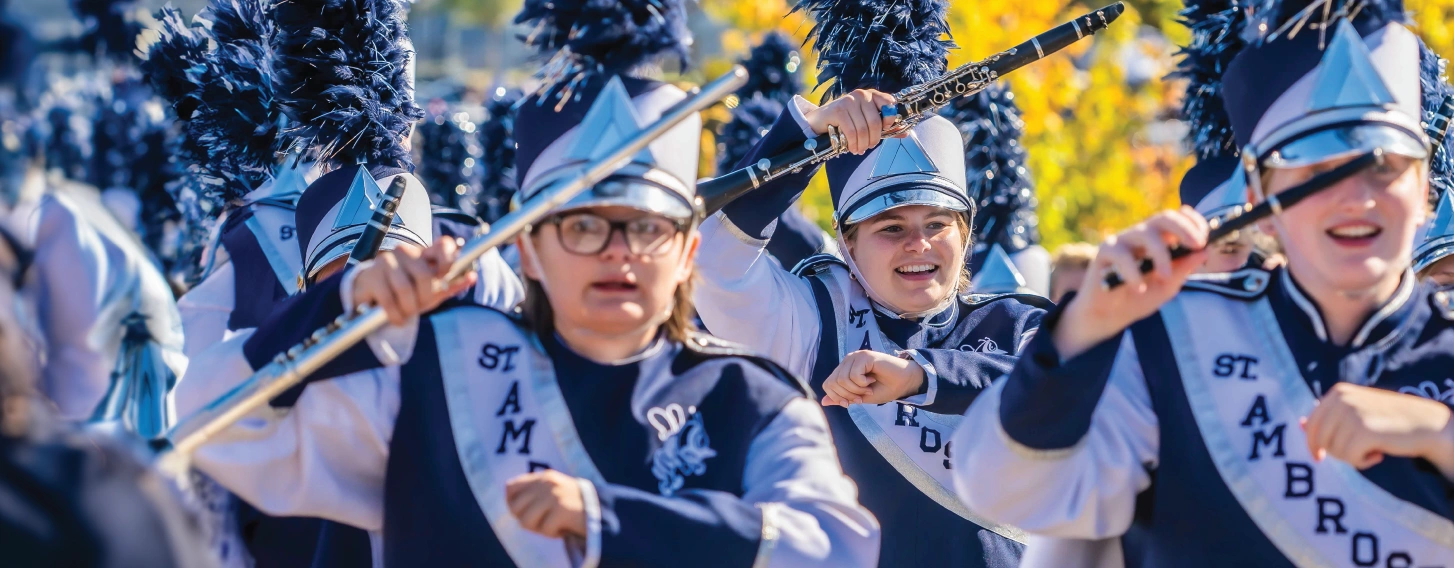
[793, 0, 954, 100]
[476, 89, 521, 223]
[1241, 0, 1406, 45]
[736, 32, 803, 103]
[273, 0, 422, 167]
[717, 95, 783, 175]
[514, 0, 690, 97]
[941, 84, 1040, 251]
[1169, 0, 1246, 158]
[191, 0, 278, 203]
[139, 6, 209, 121]
[205, 0, 269, 45]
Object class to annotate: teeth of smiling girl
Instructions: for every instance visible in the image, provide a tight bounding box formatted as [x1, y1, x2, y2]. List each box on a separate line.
[896, 264, 937, 274]
[1328, 225, 1378, 238]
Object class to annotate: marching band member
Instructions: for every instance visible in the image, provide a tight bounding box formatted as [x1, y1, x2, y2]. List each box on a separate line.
[174, 0, 878, 563]
[953, 1, 1454, 565]
[1416, 191, 1454, 285]
[1180, 159, 1256, 273]
[694, 0, 1046, 563]
[0, 223, 217, 568]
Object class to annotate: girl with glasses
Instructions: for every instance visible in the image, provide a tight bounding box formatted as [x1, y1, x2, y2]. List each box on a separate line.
[172, 0, 878, 563]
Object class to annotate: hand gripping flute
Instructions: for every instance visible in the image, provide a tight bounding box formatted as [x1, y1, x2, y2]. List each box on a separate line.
[697, 2, 1126, 214]
[155, 66, 749, 474]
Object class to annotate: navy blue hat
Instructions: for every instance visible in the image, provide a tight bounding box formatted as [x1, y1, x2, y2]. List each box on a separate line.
[512, 0, 700, 221]
[295, 163, 433, 280]
[795, 0, 968, 226]
[1223, 0, 1425, 171]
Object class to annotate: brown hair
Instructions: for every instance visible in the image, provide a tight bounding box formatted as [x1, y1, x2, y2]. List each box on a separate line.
[839, 213, 974, 287]
[519, 235, 700, 343]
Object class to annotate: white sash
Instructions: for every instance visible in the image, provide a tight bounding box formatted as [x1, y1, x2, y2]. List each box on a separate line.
[1161, 293, 1454, 567]
[431, 309, 606, 568]
[243, 205, 301, 294]
[815, 268, 1026, 543]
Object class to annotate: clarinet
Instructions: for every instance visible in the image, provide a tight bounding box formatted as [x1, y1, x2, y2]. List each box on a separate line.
[348, 175, 410, 265]
[698, 2, 1127, 214]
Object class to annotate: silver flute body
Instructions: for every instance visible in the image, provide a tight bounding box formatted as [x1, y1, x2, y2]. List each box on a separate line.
[156, 66, 749, 473]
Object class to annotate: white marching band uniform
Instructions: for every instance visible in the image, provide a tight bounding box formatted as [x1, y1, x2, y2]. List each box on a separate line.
[176, 75, 877, 567]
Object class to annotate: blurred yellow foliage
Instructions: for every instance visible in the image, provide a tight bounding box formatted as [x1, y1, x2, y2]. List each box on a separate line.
[697, 0, 1194, 246]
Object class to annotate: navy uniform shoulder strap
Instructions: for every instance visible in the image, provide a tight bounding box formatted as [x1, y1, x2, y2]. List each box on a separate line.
[790, 252, 847, 277]
[963, 292, 1055, 310]
[1181, 268, 1273, 300]
[680, 332, 812, 397]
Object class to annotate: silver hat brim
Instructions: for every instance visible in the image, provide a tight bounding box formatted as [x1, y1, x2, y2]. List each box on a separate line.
[1262, 123, 1428, 170]
[548, 178, 695, 221]
[1414, 236, 1454, 274]
[840, 186, 971, 226]
[305, 232, 428, 280]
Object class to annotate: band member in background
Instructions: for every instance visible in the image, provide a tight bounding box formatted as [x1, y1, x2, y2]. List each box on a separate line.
[693, 0, 1048, 564]
[953, 1, 1454, 565]
[1416, 191, 1454, 285]
[173, 0, 878, 563]
[0, 216, 214, 567]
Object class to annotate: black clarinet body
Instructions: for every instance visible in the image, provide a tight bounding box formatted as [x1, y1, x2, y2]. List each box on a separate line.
[699, 2, 1126, 214]
[349, 175, 410, 265]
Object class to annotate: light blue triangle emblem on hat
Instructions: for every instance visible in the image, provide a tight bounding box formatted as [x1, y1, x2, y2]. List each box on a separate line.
[870, 134, 939, 179]
[971, 244, 1027, 294]
[1424, 191, 1454, 244]
[565, 76, 655, 166]
[333, 167, 393, 230]
[1307, 21, 1398, 113]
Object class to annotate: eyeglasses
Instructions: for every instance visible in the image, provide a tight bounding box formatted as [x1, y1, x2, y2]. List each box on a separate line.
[543, 212, 687, 256]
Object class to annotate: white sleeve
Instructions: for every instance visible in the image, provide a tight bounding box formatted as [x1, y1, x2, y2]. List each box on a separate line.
[174, 329, 399, 531]
[473, 248, 525, 311]
[26, 197, 114, 419]
[741, 398, 881, 567]
[178, 262, 236, 362]
[693, 212, 823, 379]
[951, 333, 1159, 539]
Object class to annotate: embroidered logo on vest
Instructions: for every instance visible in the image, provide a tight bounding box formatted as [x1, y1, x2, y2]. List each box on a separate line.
[960, 337, 1005, 354]
[1399, 379, 1454, 404]
[648, 404, 717, 496]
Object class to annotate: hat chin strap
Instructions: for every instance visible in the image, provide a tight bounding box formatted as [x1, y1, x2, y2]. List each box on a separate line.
[834, 231, 958, 321]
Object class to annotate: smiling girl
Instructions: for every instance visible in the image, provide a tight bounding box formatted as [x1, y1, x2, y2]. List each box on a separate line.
[692, 0, 1046, 564]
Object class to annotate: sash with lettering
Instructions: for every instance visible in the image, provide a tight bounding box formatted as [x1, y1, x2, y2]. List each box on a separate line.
[429, 309, 607, 568]
[1160, 291, 1454, 567]
[812, 266, 1025, 543]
